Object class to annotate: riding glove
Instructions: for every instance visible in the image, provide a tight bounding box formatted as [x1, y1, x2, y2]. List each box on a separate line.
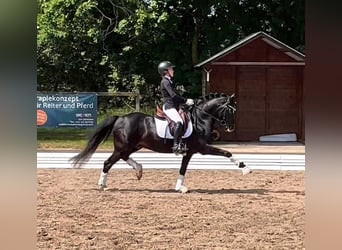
[185, 99, 194, 106]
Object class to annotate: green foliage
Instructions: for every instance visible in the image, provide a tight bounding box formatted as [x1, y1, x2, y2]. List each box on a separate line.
[38, 0, 304, 102]
[37, 0, 111, 92]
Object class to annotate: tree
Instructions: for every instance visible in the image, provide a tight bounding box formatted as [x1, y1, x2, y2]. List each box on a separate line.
[37, 0, 305, 99]
[37, 0, 114, 92]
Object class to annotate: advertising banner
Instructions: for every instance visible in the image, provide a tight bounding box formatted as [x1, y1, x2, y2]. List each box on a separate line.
[37, 93, 97, 128]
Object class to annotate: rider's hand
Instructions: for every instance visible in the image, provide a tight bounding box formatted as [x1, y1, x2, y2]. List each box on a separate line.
[185, 99, 194, 106]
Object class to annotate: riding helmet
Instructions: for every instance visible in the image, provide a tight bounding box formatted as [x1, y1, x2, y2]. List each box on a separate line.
[158, 61, 175, 75]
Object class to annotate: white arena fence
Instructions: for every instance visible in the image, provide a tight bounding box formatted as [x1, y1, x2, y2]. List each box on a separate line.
[37, 152, 305, 171]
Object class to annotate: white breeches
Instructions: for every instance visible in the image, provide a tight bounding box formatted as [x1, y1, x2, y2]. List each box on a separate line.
[162, 105, 183, 124]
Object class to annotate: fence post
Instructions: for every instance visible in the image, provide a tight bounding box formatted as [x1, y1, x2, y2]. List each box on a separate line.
[135, 90, 140, 112]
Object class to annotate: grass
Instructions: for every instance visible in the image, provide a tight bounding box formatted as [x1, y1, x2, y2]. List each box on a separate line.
[37, 107, 155, 150]
[37, 112, 120, 151]
[37, 127, 114, 150]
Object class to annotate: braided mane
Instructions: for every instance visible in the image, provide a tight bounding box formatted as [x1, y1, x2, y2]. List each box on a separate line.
[195, 92, 228, 105]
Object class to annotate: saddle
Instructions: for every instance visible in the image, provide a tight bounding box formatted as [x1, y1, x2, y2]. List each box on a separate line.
[155, 106, 190, 136]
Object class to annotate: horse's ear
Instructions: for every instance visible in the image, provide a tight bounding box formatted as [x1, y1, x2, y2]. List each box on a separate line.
[231, 93, 235, 98]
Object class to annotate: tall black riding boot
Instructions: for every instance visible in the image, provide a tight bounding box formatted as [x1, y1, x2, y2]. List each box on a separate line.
[172, 122, 183, 155]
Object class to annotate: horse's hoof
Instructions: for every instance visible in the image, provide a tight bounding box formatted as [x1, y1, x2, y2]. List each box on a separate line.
[178, 186, 189, 193]
[242, 167, 252, 175]
[98, 185, 106, 191]
[136, 170, 143, 180]
[238, 162, 246, 168]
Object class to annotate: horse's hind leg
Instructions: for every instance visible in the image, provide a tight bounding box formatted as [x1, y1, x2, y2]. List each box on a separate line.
[126, 158, 143, 180]
[121, 148, 143, 180]
[98, 151, 121, 190]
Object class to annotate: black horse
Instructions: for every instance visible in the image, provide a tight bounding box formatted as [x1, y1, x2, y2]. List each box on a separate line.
[71, 93, 251, 193]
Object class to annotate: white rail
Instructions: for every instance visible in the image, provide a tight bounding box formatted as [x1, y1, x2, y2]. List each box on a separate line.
[37, 152, 305, 171]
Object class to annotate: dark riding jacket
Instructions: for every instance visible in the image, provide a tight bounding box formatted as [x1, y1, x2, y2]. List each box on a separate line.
[160, 76, 186, 110]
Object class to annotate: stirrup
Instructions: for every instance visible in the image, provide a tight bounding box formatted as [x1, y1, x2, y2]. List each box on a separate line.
[172, 143, 188, 156]
[180, 143, 188, 156]
[172, 144, 182, 155]
[181, 143, 188, 152]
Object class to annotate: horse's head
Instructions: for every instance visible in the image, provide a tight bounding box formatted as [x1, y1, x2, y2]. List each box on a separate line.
[197, 93, 237, 133]
[215, 93, 237, 132]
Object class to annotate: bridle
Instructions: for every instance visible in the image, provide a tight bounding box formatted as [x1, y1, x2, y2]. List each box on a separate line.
[192, 98, 236, 131]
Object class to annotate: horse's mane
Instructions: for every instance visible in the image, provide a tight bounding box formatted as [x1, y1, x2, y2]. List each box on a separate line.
[195, 92, 228, 105]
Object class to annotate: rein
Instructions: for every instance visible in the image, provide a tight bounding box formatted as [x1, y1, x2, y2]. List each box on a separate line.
[192, 102, 235, 128]
[193, 105, 227, 126]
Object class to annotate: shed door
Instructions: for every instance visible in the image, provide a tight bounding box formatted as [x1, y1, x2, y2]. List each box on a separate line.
[236, 66, 266, 140]
[267, 66, 300, 135]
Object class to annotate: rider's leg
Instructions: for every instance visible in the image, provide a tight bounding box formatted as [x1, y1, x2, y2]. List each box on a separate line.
[162, 106, 184, 154]
[172, 121, 183, 153]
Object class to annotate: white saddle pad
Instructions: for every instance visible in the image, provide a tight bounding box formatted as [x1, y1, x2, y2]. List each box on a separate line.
[154, 117, 193, 139]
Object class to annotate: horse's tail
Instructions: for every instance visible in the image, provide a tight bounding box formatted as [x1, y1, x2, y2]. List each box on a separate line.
[70, 116, 118, 167]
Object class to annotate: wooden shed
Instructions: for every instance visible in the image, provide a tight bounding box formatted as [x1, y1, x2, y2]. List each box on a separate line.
[195, 31, 305, 142]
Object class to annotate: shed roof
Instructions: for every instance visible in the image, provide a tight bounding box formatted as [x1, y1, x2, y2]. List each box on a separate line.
[194, 31, 305, 68]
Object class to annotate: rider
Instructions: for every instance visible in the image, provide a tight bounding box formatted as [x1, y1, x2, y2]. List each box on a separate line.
[158, 61, 194, 155]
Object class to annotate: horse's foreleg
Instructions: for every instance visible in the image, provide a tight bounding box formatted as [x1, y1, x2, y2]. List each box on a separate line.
[176, 153, 193, 193]
[199, 145, 251, 175]
[126, 158, 143, 180]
